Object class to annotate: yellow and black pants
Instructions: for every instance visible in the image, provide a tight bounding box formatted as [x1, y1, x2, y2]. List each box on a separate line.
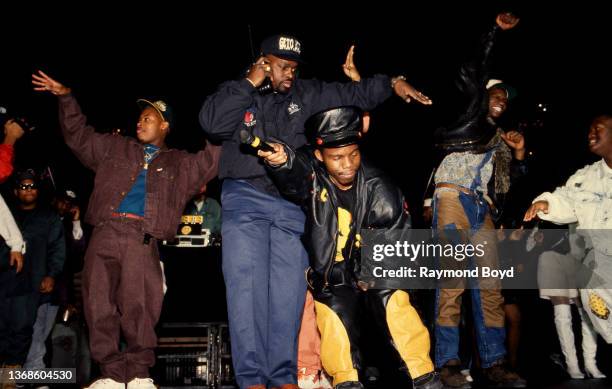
[313, 286, 434, 387]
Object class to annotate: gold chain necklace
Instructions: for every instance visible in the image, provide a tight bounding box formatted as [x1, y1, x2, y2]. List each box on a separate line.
[143, 147, 160, 170]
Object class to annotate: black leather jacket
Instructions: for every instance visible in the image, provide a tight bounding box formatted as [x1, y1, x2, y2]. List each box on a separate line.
[433, 24, 501, 151]
[268, 144, 410, 291]
[425, 21, 527, 222]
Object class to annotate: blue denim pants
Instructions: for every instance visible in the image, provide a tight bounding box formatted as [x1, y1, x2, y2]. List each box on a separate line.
[24, 302, 60, 370]
[432, 189, 506, 368]
[221, 179, 308, 388]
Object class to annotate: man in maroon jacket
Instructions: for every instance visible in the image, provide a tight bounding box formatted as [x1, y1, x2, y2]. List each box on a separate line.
[32, 71, 220, 389]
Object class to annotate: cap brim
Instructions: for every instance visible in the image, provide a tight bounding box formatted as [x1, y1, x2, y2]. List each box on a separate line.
[319, 136, 360, 148]
[490, 83, 518, 101]
[137, 99, 167, 122]
[17, 174, 37, 182]
[264, 52, 305, 64]
[503, 85, 518, 101]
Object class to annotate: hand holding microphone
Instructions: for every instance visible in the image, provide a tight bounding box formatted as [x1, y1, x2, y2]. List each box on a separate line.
[259, 143, 287, 166]
[240, 129, 287, 166]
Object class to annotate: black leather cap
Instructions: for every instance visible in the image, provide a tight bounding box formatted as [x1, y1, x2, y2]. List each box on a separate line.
[305, 106, 363, 148]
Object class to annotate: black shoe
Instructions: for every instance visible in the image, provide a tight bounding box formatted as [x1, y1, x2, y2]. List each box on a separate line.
[481, 360, 526, 388]
[335, 381, 364, 389]
[414, 372, 443, 389]
[439, 362, 472, 389]
[549, 352, 565, 371]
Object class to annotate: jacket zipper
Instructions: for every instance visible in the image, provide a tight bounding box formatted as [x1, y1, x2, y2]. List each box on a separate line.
[323, 201, 338, 289]
[322, 169, 364, 288]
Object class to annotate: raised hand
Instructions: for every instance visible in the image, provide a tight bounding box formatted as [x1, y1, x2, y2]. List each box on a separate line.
[343, 45, 361, 82]
[32, 70, 71, 96]
[509, 226, 525, 241]
[70, 205, 81, 221]
[501, 130, 526, 159]
[393, 78, 433, 105]
[246, 56, 271, 87]
[500, 131, 525, 150]
[3, 120, 25, 144]
[496, 12, 520, 30]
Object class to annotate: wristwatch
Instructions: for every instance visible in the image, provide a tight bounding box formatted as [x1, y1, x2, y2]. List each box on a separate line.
[391, 75, 406, 88]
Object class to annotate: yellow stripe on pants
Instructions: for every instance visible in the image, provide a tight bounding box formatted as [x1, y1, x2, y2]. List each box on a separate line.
[386, 290, 435, 379]
[314, 301, 359, 386]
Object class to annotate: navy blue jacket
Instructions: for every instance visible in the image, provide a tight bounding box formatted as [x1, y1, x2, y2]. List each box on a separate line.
[199, 76, 392, 196]
[11, 207, 65, 299]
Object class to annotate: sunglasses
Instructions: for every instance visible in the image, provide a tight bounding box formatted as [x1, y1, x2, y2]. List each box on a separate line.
[18, 183, 38, 190]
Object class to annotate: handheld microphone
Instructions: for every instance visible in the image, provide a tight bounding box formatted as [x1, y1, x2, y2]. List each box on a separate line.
[240, 129, 275, 153]
[0, 106, 36, 132]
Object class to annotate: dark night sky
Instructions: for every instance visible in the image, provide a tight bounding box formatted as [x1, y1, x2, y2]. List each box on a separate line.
[1, 3, 610, 225]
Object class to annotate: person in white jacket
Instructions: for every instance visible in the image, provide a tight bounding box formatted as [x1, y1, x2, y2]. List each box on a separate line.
[0, 192, 24, 272]
[0, 192, 25, 388]
[524, 114, 612, 378]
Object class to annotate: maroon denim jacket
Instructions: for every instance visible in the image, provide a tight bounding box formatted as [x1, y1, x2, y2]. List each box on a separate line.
[58, 94, 220, 240]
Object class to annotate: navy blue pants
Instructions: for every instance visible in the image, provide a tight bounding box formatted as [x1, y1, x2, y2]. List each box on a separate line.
[0, 288, 39, 365]
[221, 179, 308, 388]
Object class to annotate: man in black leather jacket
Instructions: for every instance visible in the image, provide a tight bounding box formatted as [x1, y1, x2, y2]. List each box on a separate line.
[260, 106, 441, 389]
[424, 12, 527, 389]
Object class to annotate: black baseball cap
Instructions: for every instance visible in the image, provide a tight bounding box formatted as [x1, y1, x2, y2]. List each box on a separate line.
[14, 169, 38, 188]
[260, 34, 303, 63]
[56, 188, 78, 203]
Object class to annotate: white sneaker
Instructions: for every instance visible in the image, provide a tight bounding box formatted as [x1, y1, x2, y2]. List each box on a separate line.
[297, 368, 333, 389]
[460, 368, 474, 383]
[127, 378, 157, 389]
[319, 371, 333, 389]
[84, 378, 125, 389]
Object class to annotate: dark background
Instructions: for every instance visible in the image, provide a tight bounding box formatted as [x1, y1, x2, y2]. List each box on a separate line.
[2, 2, 611, 225]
